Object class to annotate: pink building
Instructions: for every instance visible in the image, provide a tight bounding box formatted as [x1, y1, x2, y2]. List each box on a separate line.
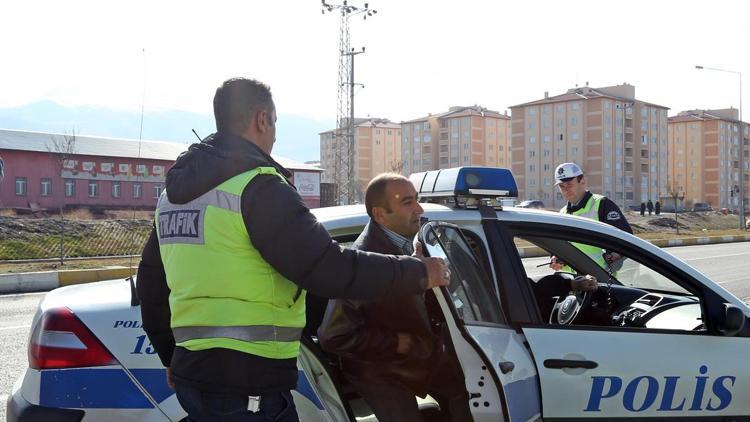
[0, 129, 322, 211]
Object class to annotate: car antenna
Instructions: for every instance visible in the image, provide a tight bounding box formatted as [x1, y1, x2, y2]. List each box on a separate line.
[191, 129, 202, 142]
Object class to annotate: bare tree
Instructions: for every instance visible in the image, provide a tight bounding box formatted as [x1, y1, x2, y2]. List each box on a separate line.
[46, 131, 78, 265]
[389, 159, 405, 175]
[665, 176, 684, 235]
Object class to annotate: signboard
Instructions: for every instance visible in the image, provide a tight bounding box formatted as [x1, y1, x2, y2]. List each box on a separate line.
[294, 171, 320, 197]
[119, 164, 131, 174]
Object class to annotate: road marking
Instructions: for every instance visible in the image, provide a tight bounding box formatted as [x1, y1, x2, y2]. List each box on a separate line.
[0, 324, 31, 331]
[683, 252, 750, 261]
[716, 277, 750, 286]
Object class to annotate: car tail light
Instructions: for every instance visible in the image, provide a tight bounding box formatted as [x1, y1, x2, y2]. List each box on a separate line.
[28, 307, 117, 369]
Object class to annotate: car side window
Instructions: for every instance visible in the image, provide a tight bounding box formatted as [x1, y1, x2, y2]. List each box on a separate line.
[422, 224, 504, 325]
[516, 234, 705, 332]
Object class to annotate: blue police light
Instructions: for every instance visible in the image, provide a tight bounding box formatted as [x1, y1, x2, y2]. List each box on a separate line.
[409, 167, 518, 207]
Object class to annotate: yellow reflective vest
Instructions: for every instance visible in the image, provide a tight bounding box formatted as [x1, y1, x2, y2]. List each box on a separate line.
[155, 167, 305, 360]
[560, 193, 608, 272]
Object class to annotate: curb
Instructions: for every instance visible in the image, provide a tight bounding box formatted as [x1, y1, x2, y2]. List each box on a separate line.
[514, 234, 750, 258]
[0, 267, 136, 294]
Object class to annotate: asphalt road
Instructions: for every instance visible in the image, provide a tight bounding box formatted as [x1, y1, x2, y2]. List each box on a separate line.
[0, 291, 43, 421]
[1, 242, 749, 420]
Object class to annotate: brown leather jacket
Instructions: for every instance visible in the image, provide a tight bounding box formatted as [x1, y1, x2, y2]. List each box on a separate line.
[317, 221, 442, 394]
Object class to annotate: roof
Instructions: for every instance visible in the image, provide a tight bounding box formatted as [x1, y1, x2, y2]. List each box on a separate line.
[0, 128, 322, 172]
[668, 109, 747, 125]
[401, 106, 508, 124]
[510, 86, 668, 110]
[319, 117, 397, 135]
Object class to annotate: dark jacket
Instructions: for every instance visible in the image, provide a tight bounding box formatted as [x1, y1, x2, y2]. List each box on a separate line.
[136, 132, 429, 396]
[317, 221, 441, 395]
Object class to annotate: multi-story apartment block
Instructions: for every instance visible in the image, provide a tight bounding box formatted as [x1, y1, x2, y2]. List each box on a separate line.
[668, 109, 749, 211]
[319, 118, 402, 203]
[510, 83, 669, 210]
[400, 106, 511, 175]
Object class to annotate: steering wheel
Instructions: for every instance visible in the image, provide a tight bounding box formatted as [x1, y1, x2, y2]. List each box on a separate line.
[550, 287, 593, 325]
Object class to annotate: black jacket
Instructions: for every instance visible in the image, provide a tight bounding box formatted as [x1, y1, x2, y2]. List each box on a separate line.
[317, 222, 441, 395]
[136, 132, 429, 396]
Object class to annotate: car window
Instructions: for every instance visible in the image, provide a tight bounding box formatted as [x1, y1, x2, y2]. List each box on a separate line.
[422, 223, 504, 325]
[514, 233, 704, 332]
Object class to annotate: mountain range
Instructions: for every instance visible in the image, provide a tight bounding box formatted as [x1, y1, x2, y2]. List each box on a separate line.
[0, 101, 332, 162]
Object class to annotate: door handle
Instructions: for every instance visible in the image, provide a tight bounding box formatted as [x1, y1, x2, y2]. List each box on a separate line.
[499, 361, 515, 374]
[544, 359, 598, 369]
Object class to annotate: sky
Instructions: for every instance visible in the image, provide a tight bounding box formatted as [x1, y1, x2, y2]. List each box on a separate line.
[1, 0, 749, 161]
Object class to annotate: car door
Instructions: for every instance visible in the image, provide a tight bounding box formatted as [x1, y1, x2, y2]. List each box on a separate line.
[420, 221, 541, 422]
[502, 222, 750, 420]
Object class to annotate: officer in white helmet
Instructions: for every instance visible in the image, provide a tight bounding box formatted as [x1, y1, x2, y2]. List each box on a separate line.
[550, 162, 632, 274]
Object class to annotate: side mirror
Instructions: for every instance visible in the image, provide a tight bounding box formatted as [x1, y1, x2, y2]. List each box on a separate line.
[718, 303, 746, 337]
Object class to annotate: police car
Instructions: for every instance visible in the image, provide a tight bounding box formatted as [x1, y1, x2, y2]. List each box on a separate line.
[7, 167, 750, 421]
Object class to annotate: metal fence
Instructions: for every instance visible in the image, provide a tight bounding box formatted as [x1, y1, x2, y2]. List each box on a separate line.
[0, 216, 152, 261]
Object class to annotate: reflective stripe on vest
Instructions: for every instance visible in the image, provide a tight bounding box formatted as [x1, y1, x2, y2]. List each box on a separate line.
[560, 194, 607, 270]
[155, 166, 306, 360]
[173, 325, 304, 344]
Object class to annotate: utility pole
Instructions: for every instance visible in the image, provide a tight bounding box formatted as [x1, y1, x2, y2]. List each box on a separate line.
[322, 1, 376, 205]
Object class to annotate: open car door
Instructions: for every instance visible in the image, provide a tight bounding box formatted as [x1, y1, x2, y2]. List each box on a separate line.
[420, 221, 541, 422]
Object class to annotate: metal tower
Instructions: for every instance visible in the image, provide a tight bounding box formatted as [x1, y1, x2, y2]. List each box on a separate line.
[322, 1, 376, 205]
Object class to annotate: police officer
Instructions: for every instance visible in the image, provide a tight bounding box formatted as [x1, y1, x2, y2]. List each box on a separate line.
[551, 162, 632, 274]
[136, 78, 450, 422]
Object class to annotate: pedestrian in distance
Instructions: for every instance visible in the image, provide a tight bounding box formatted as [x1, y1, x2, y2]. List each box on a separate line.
[655, 200, 661, 215]
[647, 199, 654, 216]
[136, 77, 451, 422]
[640, 202, 646, 216]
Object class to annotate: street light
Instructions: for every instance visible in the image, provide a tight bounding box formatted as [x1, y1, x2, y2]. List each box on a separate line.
[695, 65, 745, 230]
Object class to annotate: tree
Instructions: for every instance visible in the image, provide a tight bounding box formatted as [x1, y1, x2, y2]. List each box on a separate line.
[666, 176, 684, 235]
[389, 159, 404, 175]
[46, 131, 78, 265]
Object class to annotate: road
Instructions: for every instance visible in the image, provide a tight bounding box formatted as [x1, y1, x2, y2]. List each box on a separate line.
[1, 242, 750, 419]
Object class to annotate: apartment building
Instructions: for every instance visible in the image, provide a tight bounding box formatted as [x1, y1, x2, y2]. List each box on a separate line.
[319, 118, 402, 203]
[400, 105, 511, 175]
[668, 109, 749, 211]
[510, 83, 669, 210]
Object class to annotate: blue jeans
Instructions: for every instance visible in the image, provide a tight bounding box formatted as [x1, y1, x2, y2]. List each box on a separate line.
[175, 383, 299, 422]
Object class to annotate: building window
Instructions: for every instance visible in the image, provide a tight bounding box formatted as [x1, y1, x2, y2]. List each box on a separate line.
[65, 179, 75, 197]
[88, 181, 98, 197]
[40, 178, 52, 196]
[572, 102, 581, 111]
[15, 177, 27, 196]
[112, 181, 121, 198]
[571, 117, 578, 126]
[154, 184, 164, 199]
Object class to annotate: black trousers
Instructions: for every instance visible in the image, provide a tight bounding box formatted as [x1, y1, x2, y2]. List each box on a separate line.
[347, 360, 473, 422]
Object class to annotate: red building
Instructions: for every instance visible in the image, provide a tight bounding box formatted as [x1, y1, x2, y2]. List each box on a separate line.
[0, 129, 322, 211]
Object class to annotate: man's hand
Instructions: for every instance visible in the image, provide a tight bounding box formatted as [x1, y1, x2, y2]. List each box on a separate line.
[420, 256, 450, 289]
[165, 366, 175, 390]
[550, 256, 566, 271]
[413, 240, 451, 289]
[396, 332, 413, 355]
[571, 274, 598, 291]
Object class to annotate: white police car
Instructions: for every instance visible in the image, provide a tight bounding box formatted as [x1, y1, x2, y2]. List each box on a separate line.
[7, 167, 750, 421]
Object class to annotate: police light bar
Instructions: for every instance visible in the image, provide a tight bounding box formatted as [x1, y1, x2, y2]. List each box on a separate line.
[409, 167, 518, 203]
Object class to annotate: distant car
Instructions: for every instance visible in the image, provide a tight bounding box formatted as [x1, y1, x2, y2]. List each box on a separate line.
[692, 202, 713, 212]
[517, 199, 545, 209]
